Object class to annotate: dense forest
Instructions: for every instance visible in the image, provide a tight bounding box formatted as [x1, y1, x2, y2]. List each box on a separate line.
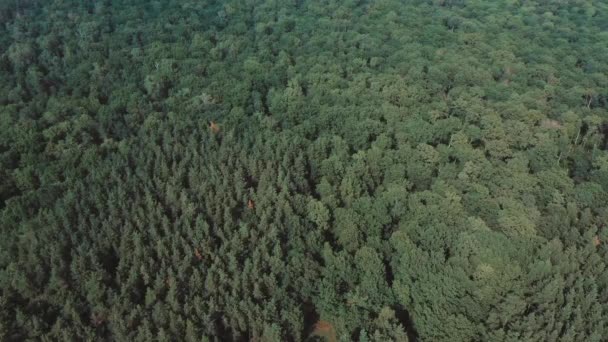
[1, 0, 607, 341]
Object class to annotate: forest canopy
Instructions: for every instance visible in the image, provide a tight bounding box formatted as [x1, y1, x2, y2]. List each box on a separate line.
[1, 0, 608, 341]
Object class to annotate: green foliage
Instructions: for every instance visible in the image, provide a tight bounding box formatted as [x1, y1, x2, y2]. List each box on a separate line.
[1, 0, 607, 341]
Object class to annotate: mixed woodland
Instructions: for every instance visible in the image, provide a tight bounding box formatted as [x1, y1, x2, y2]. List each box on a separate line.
[1, 0, 608, 341]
